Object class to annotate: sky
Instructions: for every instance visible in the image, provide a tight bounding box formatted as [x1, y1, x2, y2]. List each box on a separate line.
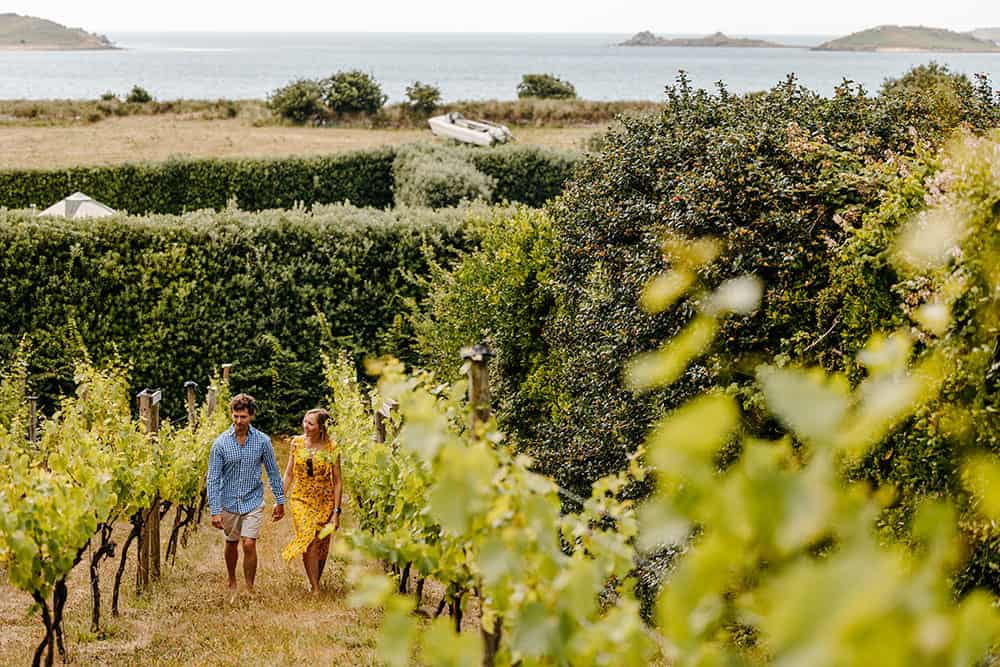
[5, 0, 999, 34]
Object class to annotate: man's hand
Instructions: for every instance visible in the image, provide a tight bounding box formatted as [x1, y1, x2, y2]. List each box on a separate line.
[211, 514, 224, 530]
[272, 504, 285, 521]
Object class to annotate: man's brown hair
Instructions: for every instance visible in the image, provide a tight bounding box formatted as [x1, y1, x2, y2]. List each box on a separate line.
[230, 393, 257, 415]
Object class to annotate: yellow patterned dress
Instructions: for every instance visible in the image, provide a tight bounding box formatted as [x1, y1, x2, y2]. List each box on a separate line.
[282, 436, 338, 562]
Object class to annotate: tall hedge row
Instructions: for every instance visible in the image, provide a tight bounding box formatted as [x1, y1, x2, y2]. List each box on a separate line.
[0, 145, 579, 213]
[0, 203, 487, 432]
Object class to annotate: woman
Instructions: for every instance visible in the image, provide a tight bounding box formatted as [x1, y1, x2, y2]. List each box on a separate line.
[281, 408, 343, 593]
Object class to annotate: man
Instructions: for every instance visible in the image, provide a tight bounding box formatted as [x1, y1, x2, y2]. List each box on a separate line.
[206, 393, 285, 597]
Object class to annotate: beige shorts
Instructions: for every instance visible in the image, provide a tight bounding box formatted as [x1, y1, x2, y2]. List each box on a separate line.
[222, 505, 264, 542]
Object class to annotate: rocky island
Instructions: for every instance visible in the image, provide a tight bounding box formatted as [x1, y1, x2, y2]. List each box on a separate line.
[0, 13, 116, 50]
[814, 25, 1000, 52]
[620, 31, 793, 48]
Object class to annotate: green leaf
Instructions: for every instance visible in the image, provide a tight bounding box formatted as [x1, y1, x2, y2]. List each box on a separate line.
[376, 595, 417, 667]
[421, 616, 483, 666]
[626, 316, 718, 393]
[757, 365, 850, 446]
[510, 601, 558, 660]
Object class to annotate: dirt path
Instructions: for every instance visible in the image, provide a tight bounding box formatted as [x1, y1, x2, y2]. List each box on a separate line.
[0, 116, 600, 170]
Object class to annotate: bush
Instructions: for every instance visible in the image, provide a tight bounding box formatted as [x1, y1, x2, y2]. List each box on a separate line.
[536, 70, 1000, 496]
[517, 73, 577, 100]
[320, 70, 387, 115]
[0, 203, 486, 432]
[267, 78, 325, 124]
[469, 144, 580, 207]
[392, 144, 495, 208]
[125, 85, 152, 104]
[415, 207, 561, 447]
[404, 81, 441, 115]
[99, 91, 117, 102]
[814, 132, 1000, 595]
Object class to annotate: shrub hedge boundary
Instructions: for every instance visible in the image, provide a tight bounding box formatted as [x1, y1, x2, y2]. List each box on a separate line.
[0, 144, 580, 213]
[0, 203, 493, 432]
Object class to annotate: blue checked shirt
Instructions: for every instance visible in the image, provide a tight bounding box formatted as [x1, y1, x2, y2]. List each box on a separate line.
[206, 425, 286, 516]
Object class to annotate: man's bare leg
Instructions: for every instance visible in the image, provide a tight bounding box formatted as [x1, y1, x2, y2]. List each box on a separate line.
[225, 541, 239, 590]
[241, 538, 258, 593]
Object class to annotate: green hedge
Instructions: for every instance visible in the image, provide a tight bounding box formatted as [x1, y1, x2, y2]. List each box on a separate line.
[0, 203, 489, 432]
[0, 145, 580, 213]
[469, 145, 579, 207]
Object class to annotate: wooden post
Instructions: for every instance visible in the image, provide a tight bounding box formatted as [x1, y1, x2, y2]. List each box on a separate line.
[460, 344, 493, 434]
[373, 399, 399, 445]
[459, 344, 501, 666]
[137, 388, 163, 589]
[184, 381, 198, 427]
[206, 386, 218, 417]
[221, 363, 233, 385]
[27, 395, 38, 444]
[136, 391, 151, 592]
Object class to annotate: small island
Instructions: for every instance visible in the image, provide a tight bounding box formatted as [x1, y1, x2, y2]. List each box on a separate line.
[0, 13, 116, 50]
[620, 31, 793, 48]
[969, 28, 1000, 45]
[814, 25, 1000, 52]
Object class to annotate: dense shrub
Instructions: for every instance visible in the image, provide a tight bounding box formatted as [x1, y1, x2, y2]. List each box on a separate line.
[404, 81, 441, 115]
[469, 144, 580, 207]
[530, 71, 998, 495]
[0, 144, 578, 213]
[320, 70, 387, 115]
[814, 132, 1000, 594]
[517, 73, 577, 100]
[125, 85, 152, 103]
[0, 203, 487, 432]
[267, 78, 325, 123]
[414, 207, 562, 446]
[877, 63, 1000, 141]
[392, 144, 495, 208]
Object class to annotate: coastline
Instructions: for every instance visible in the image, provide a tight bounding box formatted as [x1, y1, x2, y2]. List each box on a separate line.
[0, 44, 119, 51]
[813, 45, 1000, 53]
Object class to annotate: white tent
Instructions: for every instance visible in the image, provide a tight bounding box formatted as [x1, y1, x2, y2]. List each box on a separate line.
[38, 192, 116, 219]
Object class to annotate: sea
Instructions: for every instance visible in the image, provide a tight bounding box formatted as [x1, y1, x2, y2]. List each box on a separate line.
[0, 31, 998, 102]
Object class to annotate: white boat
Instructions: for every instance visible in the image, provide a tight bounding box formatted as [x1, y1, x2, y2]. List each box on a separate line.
[428, 112, 514, 146]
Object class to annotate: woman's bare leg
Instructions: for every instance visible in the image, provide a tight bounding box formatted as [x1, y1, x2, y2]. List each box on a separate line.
[316, 534, 332, 584]
[302, 540, 321, 593]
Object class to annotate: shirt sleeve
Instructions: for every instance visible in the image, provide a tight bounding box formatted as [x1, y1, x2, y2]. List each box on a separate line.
[262, 437, 286, 505]
[206, 438, 224, 515]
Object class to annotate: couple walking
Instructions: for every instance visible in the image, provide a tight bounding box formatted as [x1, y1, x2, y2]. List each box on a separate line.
[205, 393, 343, 596]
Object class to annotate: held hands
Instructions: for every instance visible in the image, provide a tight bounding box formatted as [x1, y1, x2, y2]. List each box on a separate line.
[272, 503, 285, 521]
[211, 514, 224, 530]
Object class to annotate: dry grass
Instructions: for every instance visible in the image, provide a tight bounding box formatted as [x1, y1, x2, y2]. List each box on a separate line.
[0, 115, 601, 170]
[0, 437, 385, 666]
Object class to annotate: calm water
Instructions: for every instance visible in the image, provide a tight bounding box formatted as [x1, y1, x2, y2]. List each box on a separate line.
[0, 32, 998, 101]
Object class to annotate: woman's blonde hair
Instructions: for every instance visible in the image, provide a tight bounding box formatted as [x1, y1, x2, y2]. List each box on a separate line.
[305, 408, 331, 444]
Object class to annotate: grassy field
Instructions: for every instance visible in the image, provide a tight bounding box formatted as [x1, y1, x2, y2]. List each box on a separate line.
[0, 438, 391, 666]
[0, 115, 601, 169]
